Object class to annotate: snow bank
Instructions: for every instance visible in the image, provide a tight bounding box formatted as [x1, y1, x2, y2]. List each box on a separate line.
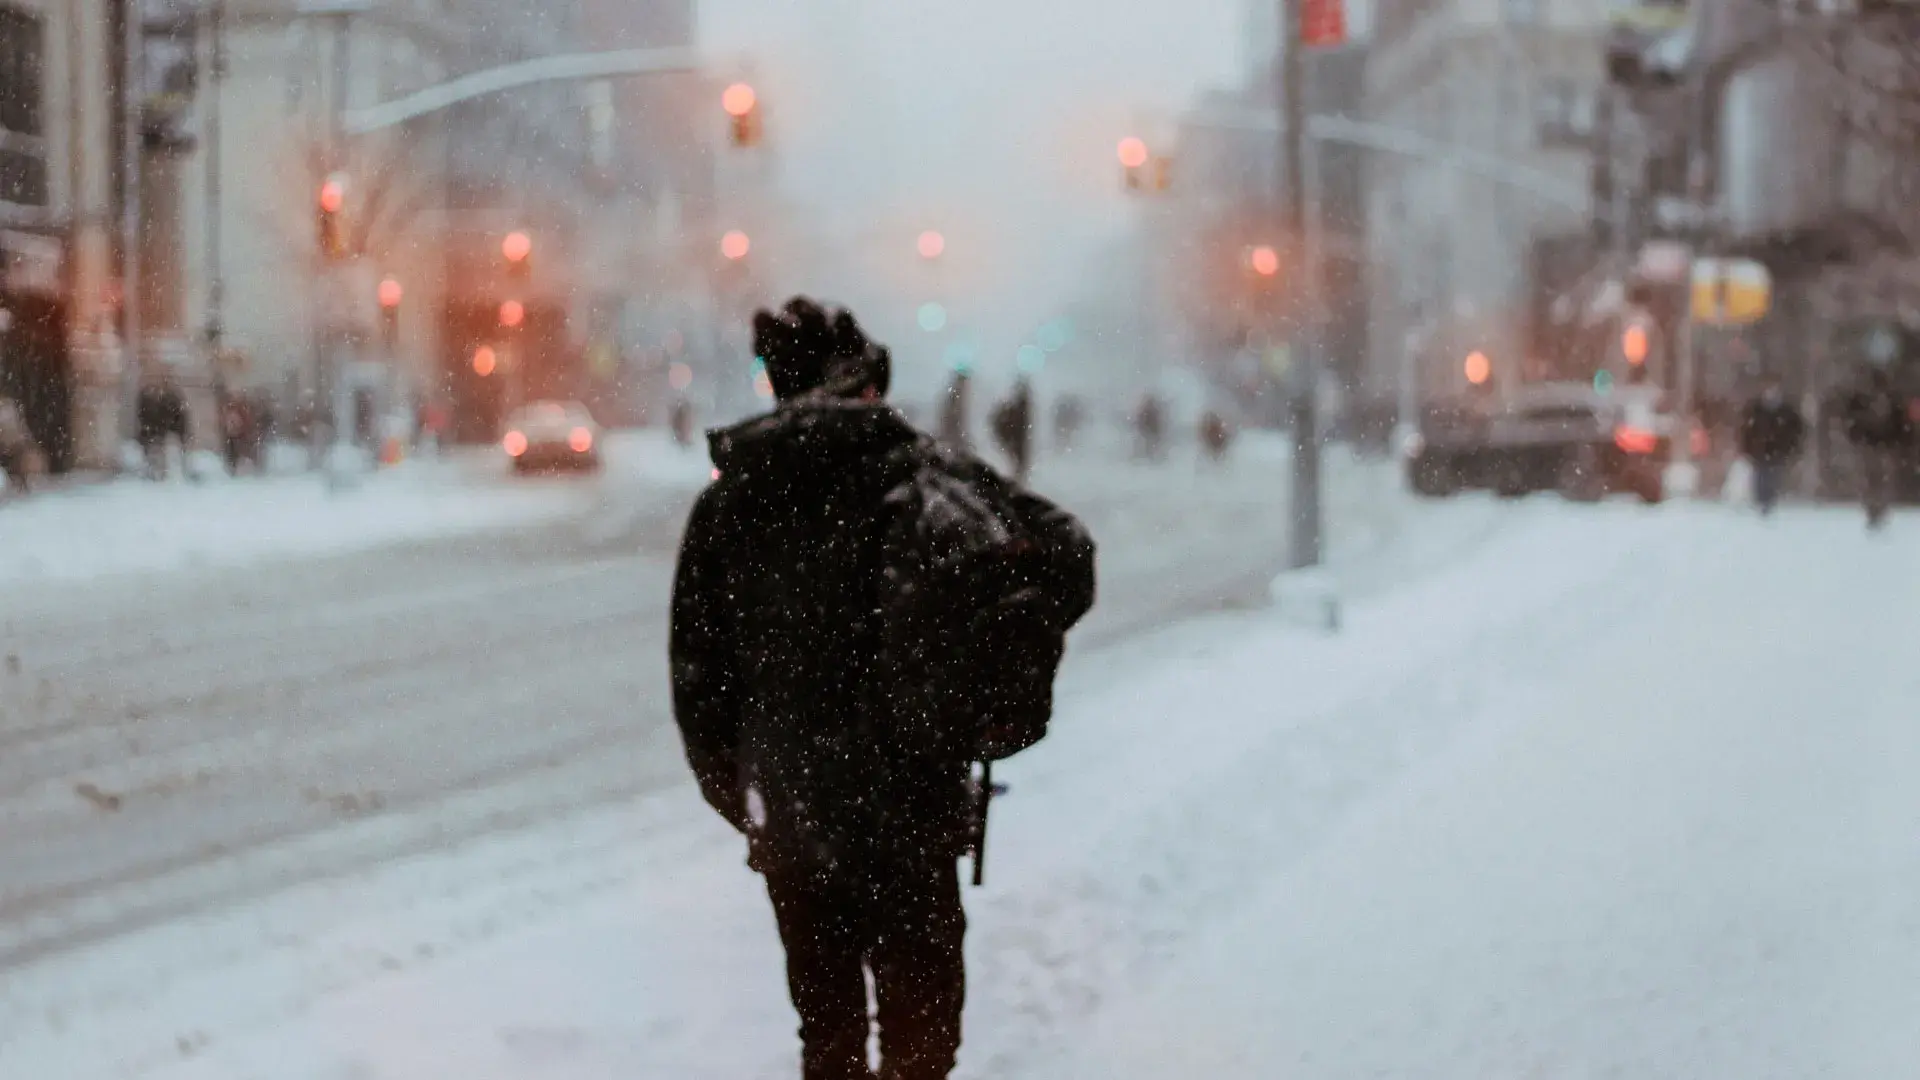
[0, 431, 707, 587]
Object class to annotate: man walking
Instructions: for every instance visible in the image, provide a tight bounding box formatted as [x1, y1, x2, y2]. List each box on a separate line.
[1738, 375, 1804, 515]
[1844, 368, 1914, 529]
[670, 297, 1095, 1080]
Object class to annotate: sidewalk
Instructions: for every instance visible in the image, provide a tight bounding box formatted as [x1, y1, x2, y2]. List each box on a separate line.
[1035, 504, 1920, 1080]
[0, 431, 709, 588]
[23, 496, 1677, 1080]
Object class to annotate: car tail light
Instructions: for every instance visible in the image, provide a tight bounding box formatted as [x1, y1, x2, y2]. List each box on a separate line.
[1614, 425, 1658, 455]
[568, 426, 593, 453]
[503, 430, 528, 457]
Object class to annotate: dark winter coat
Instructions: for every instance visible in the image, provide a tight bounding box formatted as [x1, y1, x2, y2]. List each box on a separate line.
[1846, 388, 1914, 449]
[1739, 397, 1806, 466]
[136, 385, 190, 447]
[669, 399, 1091, 875]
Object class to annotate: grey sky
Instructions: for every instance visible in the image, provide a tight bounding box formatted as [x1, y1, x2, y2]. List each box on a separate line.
[699, 0, 1247, 382]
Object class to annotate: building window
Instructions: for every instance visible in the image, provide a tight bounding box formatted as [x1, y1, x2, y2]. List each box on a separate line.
[0, 4, 46, 206]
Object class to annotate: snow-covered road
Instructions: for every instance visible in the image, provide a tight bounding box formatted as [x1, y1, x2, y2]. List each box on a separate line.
[27, 496, 1909, 1080]
[0, 438, 1433, 1077]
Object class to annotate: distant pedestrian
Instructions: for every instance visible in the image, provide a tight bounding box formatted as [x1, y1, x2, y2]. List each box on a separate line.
[1844, 369, 1914, 529]
[670, 396, 696, 449]
[1738, 376, 1804, 515]
[220, 392, 255, 476]
[136, 374, 190, 480]
[0, 395, 37, 495]
[1052, 395, 1083, 453]
[1132, 393, 1165, 462]
[1199, 409, 1233, 464]
[990, 377, 1034, 482]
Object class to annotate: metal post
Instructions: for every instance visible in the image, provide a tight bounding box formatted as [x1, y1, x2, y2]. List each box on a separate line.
[204, 0, 225, 362]
[326, 12, 356, 486]
[1671, 59, 1713, 495]
[1279, 0, 1322, 570]
[119, 0, 145, 452]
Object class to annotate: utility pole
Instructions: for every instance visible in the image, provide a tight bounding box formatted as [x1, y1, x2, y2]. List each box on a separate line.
[327, 10, 356, 487]
[1670, 30, 1715, 495]
[1278, 0, 1322, 570]
[120, 0, 145, 446]
[205, 0, 226, 368]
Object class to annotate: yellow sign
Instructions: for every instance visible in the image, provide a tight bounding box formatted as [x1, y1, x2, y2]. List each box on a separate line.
[1263, 344, 1292, 378]
[1691, 257, 1770, 326]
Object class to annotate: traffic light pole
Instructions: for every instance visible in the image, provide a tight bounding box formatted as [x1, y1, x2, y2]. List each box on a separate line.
[1278, 0, 1322, 571]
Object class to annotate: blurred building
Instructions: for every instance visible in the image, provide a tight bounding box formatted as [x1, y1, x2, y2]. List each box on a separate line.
[1, 0, 117, 472]
[93, 0, 721, 455]
[1364, 0, 1618, 403]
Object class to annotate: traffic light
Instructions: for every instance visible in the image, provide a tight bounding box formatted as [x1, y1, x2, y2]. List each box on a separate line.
[1118, 136, 1149, 191]
[1464, 350, 1493, 388]
[721, 229, 751, 261]
[1622, 321, 1649, 366]
[1248, 245, 1280, 278]
[317, 173, 347, 258]
[917, 230, 945, 260]
[723, 83, 761, 147]
[472, 345, 497, 376]
[377, 277, 402, 350]
[499, 299, 525, 329]
[502, 230, 532, 280]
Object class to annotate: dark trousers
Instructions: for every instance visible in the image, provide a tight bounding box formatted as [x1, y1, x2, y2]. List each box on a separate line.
[763, 859, 966, 1080]
[1861, 446, 1899, 526]
[1751, 461, 1786, 514]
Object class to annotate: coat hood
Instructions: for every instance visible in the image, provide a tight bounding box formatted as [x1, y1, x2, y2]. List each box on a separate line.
[707, 398, 924, 479]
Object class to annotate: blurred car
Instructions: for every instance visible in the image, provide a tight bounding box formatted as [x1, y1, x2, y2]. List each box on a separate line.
[503, 400, 601, 473]
[1405, 382, 1705, 503]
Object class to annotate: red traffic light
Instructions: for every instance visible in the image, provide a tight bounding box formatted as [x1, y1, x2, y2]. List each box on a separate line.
[472, 346, 497, 376]
[499, 299, 525, 328]
[1622, 322, 1650, 365]
[917, 230, 946, 260]
[1465, 350, 1492, 385]
[722, 83, 758, 118]
[721, 230, 751, 260]
[377, 277, 403, 309]
[1249, 245, 1280, 277]
[1117, 136, 1149, 170]
[318, 175, 346, 213]
[502, 230, 532, 264]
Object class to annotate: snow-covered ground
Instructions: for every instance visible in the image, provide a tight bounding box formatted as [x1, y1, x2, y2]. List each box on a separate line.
[10, 458, 1911, 1080]
[0, 432, 710, 586]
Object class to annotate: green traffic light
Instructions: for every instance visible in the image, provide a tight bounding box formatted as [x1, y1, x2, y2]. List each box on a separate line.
[1594, 369, 1615, 394]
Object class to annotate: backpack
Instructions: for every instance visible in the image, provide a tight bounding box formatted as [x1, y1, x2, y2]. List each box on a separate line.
[873, 445, 1095, 763]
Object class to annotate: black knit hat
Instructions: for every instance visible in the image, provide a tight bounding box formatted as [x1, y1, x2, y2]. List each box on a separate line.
[753, 297, 890, 401]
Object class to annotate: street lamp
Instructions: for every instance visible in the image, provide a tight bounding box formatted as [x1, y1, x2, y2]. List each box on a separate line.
[723, 82, 762, 147]
[502, 229, 532, 267]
